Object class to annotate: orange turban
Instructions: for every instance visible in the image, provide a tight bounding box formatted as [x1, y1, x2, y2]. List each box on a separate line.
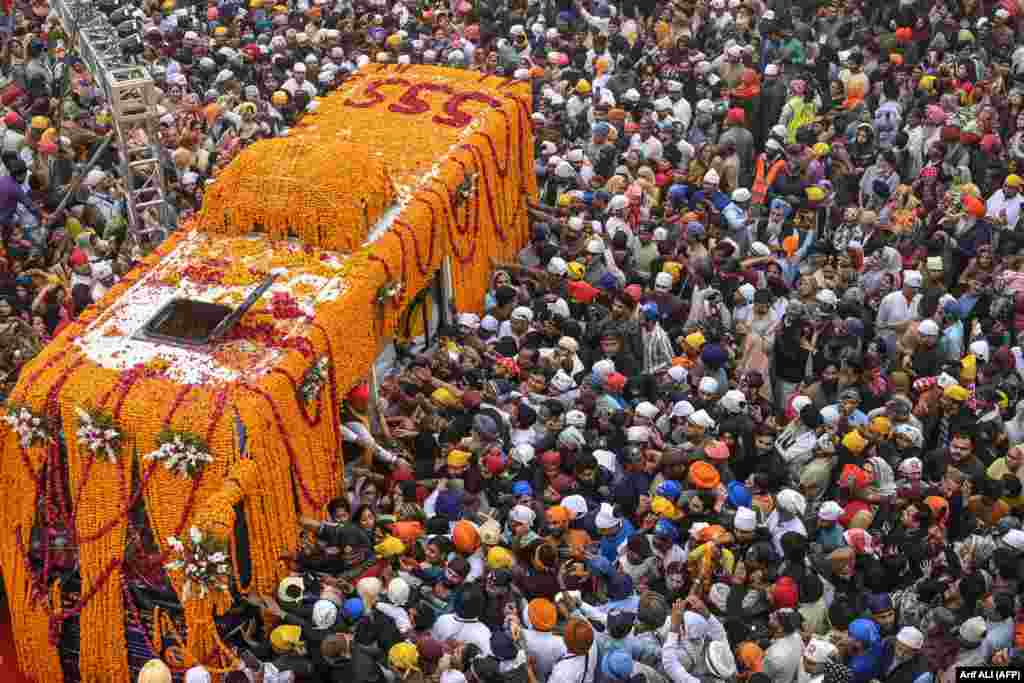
[689, 461, 721, 489]
[963, 195, 986, 218]
[452, 520, 481, 554]
[528, 598, 557, 631]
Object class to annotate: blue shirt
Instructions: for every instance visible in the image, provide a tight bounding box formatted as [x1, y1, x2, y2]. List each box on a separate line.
[599, 519, 637, 564]
[850, 640, 892, 683]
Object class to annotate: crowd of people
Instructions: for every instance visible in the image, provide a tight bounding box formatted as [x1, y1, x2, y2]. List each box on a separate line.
[4, 0, 1024, 679]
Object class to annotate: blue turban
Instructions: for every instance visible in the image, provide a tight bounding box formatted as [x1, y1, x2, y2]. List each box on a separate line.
[770, 198, 792, 215]
[512, 481, 533, 497]
[727, 481, 753, 508]
[849, 618, 881, 646]
[667, 184, 689, 205]
[598, 271, 620, 291]
[343, 597, 365, 620]
[640, 302, 660, 321]
[701, 343, 728, 367]
[657, 479, 682, 500]
[654, 519, 680, 540]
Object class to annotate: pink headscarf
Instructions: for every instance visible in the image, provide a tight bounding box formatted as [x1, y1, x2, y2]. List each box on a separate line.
[843, 528, 877, 556]
[926, 105, 947, 126]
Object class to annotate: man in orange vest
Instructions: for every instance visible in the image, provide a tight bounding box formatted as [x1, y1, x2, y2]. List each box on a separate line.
[752, 139, 788, 211]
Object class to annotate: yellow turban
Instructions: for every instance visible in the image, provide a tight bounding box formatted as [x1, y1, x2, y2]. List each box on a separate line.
[65, 216, 84, 239]
[944, 384, 970, 402]
[432, 387, 460, 408]
[387, 33, 402, 48]
[138, 660, 172, 683]
[688, 543, 736, 574]
[806, 186, 826, 202]
[270, 625, 303, 653]
[960, 354, 977, 381]
[868, 416, 891, 437]
[389, 642, 420, 672]
[919, 75, 936, 92]
[685, 332, 706, 350]
[558, 193, 574, 207]
[31, 115, 50, 130]
[447, 449, 471, 467]
[651, 496, 681, 520]
[1007, 174, 1023, 188]
[567, 262, 586, 280]
[487, 546, 515, 569]
[662, 261, 683, 282]
[812, 142, 831, 157]
[374, 536, 406, 558]
[842, 430, 867, 454]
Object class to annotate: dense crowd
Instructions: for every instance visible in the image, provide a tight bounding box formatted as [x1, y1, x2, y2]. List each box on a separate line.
[4, 0, 1024, 679]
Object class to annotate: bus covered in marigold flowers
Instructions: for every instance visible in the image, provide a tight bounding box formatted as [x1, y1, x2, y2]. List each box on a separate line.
[0, 65, 534, 682]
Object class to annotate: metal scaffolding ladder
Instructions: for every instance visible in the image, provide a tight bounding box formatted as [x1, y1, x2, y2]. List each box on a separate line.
[106, 67, 171, 243]
[51, 0, 172, 244]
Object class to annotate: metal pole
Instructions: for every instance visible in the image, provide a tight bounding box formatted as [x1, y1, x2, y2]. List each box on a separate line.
[52, 132, 113, 216]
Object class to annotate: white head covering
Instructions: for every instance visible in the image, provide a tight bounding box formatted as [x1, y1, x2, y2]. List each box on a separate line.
[184, 667, 212, 683]
[510, 505, 536, 526]
[626, 425, 650, 443]
[698, 376, 719, 394]
[565, 409, 587, 427]
[738, 283, 756, 303]
[818, 501, 843, 521]
[561, 494, 588, 519]
[635, 402, 659, 419]
[672, 400, 695, 419]
[688, 409, 715, 429]
[776, 489, 807, 515]
[969, 340, 990, 363]
[511, 306, 534, 322]
[720, 390, 747, 414]
[388, 578, 411, 606]
[667, 366, 688, 383]
[512, 444, 535, 466]
[312, 599, 338, 629]
[820, 405, 840, 425]
[595, 502, 620, 530]
[897, 627, 924, 650]
[593, 359, 616, 379]
[734, 507, 757, 531]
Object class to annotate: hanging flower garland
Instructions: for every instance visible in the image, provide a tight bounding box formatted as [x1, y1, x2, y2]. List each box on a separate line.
[164, 527, 230, 601]
[74, 405, 124, 464]
[2, 404, 55, 449]
[298, 356, 330, 405]
[143, 429, 215, 479]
